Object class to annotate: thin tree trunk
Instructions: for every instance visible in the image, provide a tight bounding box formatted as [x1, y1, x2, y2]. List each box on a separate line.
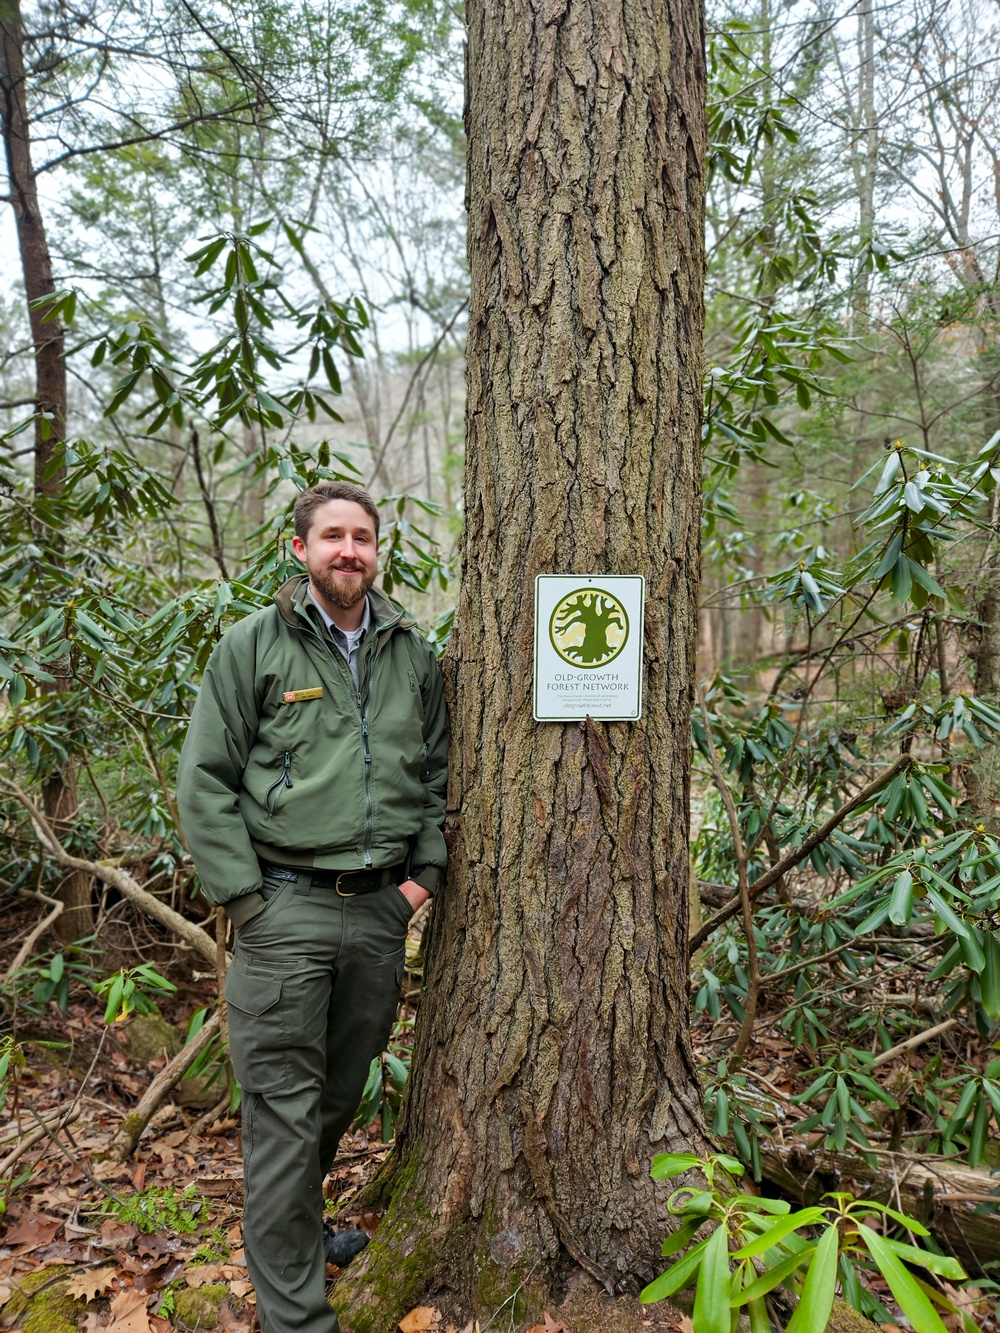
[334, 1, 708, 1327]
[1, 0, 92, 939]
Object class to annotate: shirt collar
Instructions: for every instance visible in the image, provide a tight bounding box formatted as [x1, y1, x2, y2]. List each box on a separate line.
[306, 588, 371, 641]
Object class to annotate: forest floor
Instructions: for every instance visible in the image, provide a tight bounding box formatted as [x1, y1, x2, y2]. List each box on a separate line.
[0, 891, 998, 1332]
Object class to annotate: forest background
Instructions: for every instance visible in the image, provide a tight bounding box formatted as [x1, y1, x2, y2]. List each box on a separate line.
[3, 0, 1000, 1329]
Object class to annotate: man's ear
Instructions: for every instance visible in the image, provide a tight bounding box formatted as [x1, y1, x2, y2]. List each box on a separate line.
[291, 534, 307, 564]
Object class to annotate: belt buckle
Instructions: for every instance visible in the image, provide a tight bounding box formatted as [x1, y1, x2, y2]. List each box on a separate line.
[335, 872, 358, 898]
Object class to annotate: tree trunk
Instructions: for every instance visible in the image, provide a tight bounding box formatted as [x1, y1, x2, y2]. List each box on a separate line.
[334, 1, 708, 1328]
[1, 0, 93, 940]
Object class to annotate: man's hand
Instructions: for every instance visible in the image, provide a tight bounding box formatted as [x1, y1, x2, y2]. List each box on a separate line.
[397, 879, 431, 913]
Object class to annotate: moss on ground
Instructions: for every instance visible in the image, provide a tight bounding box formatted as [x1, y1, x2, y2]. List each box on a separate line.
[2, 1267, 83, 1333]
[123, 1011, 181, 1063]
[174, 1283, 229, 1329]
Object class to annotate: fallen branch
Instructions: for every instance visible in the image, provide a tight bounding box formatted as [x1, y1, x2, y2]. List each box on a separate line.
[1, 780, 218, 969]
[690, 754, 913, 950]
[4, 889, 65, 980]
[0, 1106, 81, 1177]
[107, 1009, 224, 1161]
[870, 1018, 959, 1069]
[763, 1141, 1000, 1273]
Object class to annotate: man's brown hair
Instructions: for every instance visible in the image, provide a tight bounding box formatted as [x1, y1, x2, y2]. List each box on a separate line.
[293, 481, 380, 543]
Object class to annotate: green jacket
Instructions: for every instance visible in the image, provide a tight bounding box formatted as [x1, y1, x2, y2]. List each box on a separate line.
[177, 577, 448, 921]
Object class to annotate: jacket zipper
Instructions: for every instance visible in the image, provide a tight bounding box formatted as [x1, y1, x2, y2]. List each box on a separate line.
[361, 714, 373, 866]
[264, 750, 294, 815]
[293, 601, 397, 865]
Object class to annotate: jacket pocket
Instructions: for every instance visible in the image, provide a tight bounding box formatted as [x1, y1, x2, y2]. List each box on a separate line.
[263, 750, 294, 816]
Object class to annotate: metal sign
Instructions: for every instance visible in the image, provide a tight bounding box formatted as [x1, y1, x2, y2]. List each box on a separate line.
[533, 575, 645, 721]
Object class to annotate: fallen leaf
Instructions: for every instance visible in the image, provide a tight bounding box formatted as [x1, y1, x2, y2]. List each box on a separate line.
[526, 1318, 569, 1333]
[184, 1262, 225, 1287]
[107, 1287, 154, 1333]
[0, 1284, 11, 1310]
[227, 1279, 254, 1298]
[3, 1211, 62, 1248]
[97, 1219, 139, 1246]
[399, 1307, 442, 1333]
[66, 1267, 119, 1301]
[135, 1234, 193, 1261]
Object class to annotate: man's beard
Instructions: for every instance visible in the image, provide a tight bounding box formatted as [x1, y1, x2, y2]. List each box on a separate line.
[311, 562, 376, 609]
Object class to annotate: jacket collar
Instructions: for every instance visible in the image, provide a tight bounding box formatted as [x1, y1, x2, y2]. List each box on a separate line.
[274, 574, 413, 636]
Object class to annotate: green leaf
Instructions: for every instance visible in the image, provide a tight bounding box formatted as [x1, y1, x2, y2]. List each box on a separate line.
[875, 452, 901, 495]
[786, 1225, 838, 1333]
[890, 555, 912, 602]
[650, 1153, 701, 1180]
[888, 869, 913, 925]
[661, 1220, 700, 1258]
[858, 1224, 950, 1333]
[732, 1208, 824, 1258]
[924, 887, 971, 941]
[103, 974, 125, 1025]
[909, 560, 945, 600]
[872, 531, 903, 579]
[737, 1248, 812, 1305]
[693, 1224, 731, 1333]
[640, 1237, 710, 1304]
[980, 931, 1000, 1020]
[879, 1237, 965, 1279]
[969, 1094, 990, 1165]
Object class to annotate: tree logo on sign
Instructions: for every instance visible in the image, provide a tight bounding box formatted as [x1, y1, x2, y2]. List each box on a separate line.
[549, 588, 629, 668]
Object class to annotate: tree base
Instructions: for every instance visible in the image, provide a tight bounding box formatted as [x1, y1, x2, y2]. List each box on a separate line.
[334, 1258, 688, 1333]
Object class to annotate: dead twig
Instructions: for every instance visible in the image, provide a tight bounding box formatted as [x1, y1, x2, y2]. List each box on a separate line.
[4, 889, 65, 980]
[107, 1009, 224, 1160]
[0, 1106, 81, 1177]
[690, 753, 913, 950]
[870, 1018, 959, 1069]
[0, 780, 219, 969]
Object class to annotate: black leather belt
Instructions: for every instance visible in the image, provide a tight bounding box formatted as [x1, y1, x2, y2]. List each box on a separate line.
[259, 860, 407, 897]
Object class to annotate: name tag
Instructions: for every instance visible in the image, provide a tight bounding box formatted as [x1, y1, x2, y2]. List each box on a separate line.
[283, 687, 324, 704]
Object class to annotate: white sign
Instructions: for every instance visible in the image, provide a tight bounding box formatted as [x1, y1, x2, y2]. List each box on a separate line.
[533, 575, 645, 721]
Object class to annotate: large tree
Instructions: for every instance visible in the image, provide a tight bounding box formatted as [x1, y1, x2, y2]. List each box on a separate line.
[335, 0, 707, 1327]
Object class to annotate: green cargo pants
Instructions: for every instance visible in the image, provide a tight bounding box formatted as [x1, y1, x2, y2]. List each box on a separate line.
[225, 868, 412, 1333]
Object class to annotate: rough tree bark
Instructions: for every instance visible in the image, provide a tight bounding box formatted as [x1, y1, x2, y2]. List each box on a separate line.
[334, 1, 707, 1329]
[1, 0, 92, 938]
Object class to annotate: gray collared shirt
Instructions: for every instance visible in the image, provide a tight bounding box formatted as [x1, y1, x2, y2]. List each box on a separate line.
[307, 590, 371, 690]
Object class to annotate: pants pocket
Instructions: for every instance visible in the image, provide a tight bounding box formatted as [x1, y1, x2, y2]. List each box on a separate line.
[225, 960, 288, 1094]
[386, 884, 414, 926]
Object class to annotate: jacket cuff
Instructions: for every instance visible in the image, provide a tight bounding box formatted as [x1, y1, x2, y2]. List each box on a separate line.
[411, 866, 440, 894]
[225, 891, 267, 928]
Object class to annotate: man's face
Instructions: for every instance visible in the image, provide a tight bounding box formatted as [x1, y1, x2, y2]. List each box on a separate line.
[291, 499, 379, 609]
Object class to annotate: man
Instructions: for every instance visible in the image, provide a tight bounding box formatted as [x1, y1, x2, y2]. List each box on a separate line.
[177, 481, 448, 1333]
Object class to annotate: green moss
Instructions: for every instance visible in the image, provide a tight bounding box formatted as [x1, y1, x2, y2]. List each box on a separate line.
[336, 1226, 438, 1333]
[828, 1298, 880, 1332]
[333, 1152, 440, 1333]
[123, 1011, 180, 1063]
[3, 1267, 83, 1333]
[174, 1283, 229, 1329]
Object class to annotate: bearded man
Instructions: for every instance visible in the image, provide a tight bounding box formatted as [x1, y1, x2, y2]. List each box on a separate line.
[177, 481, 448, 1333]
